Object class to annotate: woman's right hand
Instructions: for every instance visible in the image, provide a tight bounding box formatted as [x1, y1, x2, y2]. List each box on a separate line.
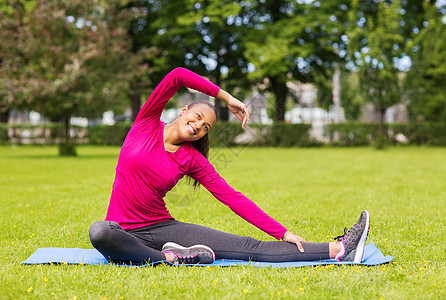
[282, 230, 306, 253]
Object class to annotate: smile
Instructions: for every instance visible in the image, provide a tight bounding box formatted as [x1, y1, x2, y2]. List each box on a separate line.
[186, 123, 196, 135]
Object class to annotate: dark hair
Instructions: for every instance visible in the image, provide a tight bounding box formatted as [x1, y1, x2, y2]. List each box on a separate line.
[187, 100, 218, 188]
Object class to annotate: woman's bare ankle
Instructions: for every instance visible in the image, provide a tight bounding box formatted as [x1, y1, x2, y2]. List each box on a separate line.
[164, 252, 176, 262]
[329, 242, 342, 259]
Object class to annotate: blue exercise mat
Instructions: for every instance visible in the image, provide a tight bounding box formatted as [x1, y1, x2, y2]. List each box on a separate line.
[22, 242, 393, 268]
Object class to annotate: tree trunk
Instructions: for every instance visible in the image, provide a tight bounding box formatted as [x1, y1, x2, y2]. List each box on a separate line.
[130, 93, 141, 121]
[214, 70, 229, 121]
[270, 76, 288, 121]
[0, 109, 9, 123]
[64, 115, 69, 144]
[59, 113, 76, 156]
[375, 107, 387, 149]
[378, 107, 386, 139]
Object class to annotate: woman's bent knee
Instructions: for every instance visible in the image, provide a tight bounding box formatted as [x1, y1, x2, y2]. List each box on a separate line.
[89, 221, 113, 247]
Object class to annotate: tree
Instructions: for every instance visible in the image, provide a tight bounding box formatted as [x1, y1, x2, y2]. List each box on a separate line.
[126, 0, 192, 120]
[404, 2, 446, 123]
[340, 69, 365, 121]
[0, 0, 36, 122]
[175, 0, 252, 121]
[243, 0, 347, 121]
[347, 0, 405, 146]
[123, 0, 351, 123]
[0, 0, 145, 155]
[129, 0, 251, 121]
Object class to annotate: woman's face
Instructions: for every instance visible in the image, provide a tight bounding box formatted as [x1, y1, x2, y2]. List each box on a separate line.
[178, 103, 217, 142]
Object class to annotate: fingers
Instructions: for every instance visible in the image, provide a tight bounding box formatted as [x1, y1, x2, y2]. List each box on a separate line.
[236, 105, 249, 129]
[241, 107, 249, 129]
[243, 106, 250, 123]
[242, 116, 247, 129]
[234, 112, 243, 122]
[228, 97, 250, 128]
[298, 237, 307, 243]
[295, 241, 304, 253]
[281, 231, 305, 252]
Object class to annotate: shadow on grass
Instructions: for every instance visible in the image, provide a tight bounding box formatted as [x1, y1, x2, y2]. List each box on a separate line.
[0, 145, 120, 160]
[7, 153, 119, 160]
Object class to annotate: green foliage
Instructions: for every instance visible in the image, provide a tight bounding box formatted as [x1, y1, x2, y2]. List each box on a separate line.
[244, 1, 344, 82]
[313, 70, 334, 112]
[0, 0, 146, 153]
[0, 124, 8, 144]
[131, 0, 251, 120]
[349, 0, 404, 107]
[404, 3, 446, 122]
[0, 1, 133, 118]
[84, 121, 313, 148]
[269, 122, 312, 147]
[3, 121, 446, 147]
[2, 0, 446, 148]
[347, 0, 405, 142]
[373, 135, 388, 150]
[340, 70, 365, 121]
[208, 121, 245, 147]
[327, 122, 446, 146]
[87, 123, 133, 146]
[0, 123, 66, 144]
[59, 141, 77, 156]
[327, 122, 379, 146]
[243, 0, 348, 120]
[210, 122, 314, 148]
[391, 122, 446, 146]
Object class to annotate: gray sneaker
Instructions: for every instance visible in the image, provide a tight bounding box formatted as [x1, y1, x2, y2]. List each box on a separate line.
[334, 211, 370, 263]
[162, 242, 215, 265]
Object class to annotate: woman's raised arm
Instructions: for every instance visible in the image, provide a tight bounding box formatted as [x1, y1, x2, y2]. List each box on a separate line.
[135, 68, 220, 123]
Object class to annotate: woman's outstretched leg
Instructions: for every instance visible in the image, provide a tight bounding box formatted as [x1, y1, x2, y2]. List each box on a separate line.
[128, 211, 370, 263]
[89, 221, 165, 264]
[128, 220, 330, 262]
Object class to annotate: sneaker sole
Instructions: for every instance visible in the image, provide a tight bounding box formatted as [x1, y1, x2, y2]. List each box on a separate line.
[353, 210, 370, 263]
[162, 242, 216, 261]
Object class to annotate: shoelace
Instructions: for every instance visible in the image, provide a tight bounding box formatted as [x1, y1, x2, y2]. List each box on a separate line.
[175, 254, 199, 264]
[334, 228, 348, 241]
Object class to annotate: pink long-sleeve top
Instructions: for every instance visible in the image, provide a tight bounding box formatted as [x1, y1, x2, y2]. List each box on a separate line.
[105, 68, 288, 240]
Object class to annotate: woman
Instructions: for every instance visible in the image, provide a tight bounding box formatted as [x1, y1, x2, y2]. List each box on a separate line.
[89, 68, 370, 265]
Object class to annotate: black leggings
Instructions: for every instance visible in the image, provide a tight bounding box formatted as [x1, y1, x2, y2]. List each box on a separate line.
[89, 220, 329, 264]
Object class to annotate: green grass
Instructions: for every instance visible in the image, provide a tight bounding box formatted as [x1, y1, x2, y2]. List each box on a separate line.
[1, 145, 445, 299]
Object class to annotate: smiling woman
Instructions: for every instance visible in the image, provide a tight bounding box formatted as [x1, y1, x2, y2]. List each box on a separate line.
[164, 100, 218, 189]
[164, 100, 217, 149]
[88, 67, 369, 265]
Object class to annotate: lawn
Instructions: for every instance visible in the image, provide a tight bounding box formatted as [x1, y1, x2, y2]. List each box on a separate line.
[0, 145, 445, 299]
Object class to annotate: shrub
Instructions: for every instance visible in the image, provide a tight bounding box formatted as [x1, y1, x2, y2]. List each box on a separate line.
[209, 121, 246, 147]
[390, 122, 446, 146]
[210, 122, 313, 147]
[3, 121, 444, 147]
[87, 123, 132, 146]
[326, 122, 380, 146]
[269, 122, 312, 147]
[327, 122, 446, 146]
[59, 141, 77, 156]
[0, 123, 63, 144]
[0, 125, 9, 144]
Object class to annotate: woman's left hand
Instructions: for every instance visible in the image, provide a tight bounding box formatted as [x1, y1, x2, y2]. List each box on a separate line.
[217, 89, 250, 128]
[226, 96, 250, 128]
[282, 231, 307, 253]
